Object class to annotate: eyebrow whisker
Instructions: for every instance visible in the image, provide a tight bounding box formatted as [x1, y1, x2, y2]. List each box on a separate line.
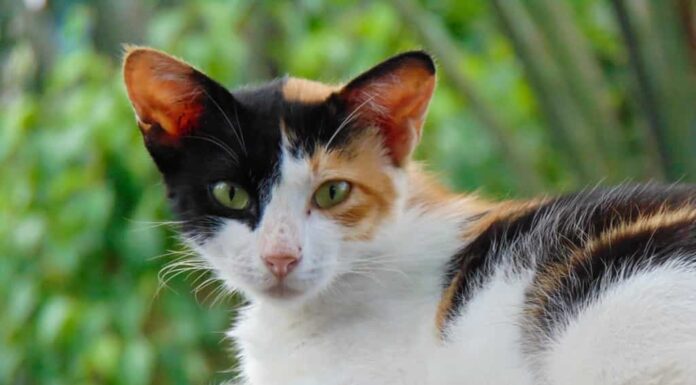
[201, 87, 248, 156]
[326, 94, 376, 148]
[187, 134, 240, 164]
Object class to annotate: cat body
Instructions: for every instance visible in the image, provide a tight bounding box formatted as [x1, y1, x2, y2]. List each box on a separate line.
[123, 47, 696, 385]
[233, 183, 696, 385]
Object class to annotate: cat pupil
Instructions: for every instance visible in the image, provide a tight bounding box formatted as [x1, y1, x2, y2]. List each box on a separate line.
[228, 187, 236, 200]
[329, 185, 337, 200]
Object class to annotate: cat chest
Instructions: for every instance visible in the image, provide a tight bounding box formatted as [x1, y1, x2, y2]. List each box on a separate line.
[233, 306, 437, 385]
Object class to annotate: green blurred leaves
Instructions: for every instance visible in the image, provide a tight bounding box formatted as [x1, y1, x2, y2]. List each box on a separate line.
[1, 0, 694, 384]
[1, 3, 232, 385]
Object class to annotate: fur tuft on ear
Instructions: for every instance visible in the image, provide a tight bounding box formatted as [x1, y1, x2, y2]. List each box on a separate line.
[338, 51, 436, 166]
[123, 46, 206, 141]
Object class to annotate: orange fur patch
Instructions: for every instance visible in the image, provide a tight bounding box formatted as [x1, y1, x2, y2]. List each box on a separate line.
[309, 129, 395, 240]
[406, 164, 493, 217]
[526, 206, 696, 318]
[462, 198, 547, 240]
[405, 165, 458, 210]
[575, 206, 696, 264]
[282, 78, 340, 103]
[435, 272, 462, 334]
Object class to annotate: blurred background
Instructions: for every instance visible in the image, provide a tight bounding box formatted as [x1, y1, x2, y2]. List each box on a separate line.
[1, 0, 695, 384]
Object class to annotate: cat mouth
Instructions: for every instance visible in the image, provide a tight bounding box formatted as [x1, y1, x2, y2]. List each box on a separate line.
[264, 283, 302, 299]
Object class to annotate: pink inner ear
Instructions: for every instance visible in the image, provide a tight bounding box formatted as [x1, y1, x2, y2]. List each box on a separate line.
[123, 48, 205, 138]
[341, 62, 436, 166]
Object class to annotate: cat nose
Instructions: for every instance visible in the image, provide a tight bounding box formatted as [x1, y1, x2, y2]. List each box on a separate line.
[263, 254, 300, 280]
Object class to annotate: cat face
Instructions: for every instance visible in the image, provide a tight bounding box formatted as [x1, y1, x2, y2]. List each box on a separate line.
[123, 48, 435, 303]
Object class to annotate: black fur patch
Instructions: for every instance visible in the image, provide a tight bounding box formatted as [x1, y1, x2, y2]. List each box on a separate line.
[150, 78, 344, 238]
[527, 212, 696, 351]
[440, 184, 696, 339]
[150, 79, 286, 236]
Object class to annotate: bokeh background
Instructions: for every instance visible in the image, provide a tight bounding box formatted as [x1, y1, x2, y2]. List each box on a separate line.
[1, 1, 695, 384]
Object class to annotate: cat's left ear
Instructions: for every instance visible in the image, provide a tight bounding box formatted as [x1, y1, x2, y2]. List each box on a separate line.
[337, 51, 436, 167]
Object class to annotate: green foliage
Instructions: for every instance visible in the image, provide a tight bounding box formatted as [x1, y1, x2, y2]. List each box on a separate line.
[1, 1, 694, 384]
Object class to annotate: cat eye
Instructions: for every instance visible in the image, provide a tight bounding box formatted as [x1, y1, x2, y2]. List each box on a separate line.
[313, 180, 351, 209]
[211, 181, 250, 211]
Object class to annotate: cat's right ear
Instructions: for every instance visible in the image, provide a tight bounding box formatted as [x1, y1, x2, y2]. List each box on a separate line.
[123, 46, 236, 172]
[123, 47, 208, 142]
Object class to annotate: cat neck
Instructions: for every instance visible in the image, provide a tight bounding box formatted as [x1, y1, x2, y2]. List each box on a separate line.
[403, 163, 489, 216]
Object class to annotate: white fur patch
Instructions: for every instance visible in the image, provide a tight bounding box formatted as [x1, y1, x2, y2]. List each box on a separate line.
[541, 261, 696, 385]
[431, 269, 535, 385]
[194, 147, 342, 303]
[230, 191, 469, 385]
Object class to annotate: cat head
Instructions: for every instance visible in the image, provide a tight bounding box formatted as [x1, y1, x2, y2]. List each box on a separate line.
[123, 47, 436, 304]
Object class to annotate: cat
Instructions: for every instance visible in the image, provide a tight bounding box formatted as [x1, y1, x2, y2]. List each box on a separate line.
[123, 46, 696, 385]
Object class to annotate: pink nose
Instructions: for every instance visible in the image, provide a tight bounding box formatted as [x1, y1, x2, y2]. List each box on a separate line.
[263, 254, 300, 279]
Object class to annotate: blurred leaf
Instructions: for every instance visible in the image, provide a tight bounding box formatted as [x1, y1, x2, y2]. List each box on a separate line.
[1, 1, 694, 384]
[119, 338, 154, 385]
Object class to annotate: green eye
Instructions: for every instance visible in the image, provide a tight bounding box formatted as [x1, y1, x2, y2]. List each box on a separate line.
[211, 181, 250, 210]
[313, 180, 351, 209]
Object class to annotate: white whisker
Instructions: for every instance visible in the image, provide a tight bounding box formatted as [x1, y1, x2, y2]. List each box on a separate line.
[200, 87, 248, 155]
[326, 94, 376, 148]
[187, 134, 239, 164]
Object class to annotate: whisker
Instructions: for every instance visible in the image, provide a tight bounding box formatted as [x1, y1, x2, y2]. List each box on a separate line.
[189, 269, 212, 287]
[187, 135, 239, 164]
[200, 87, 248, 156]
[158, 262, 208, 288]
[210, 284, 234, 307]
[326, 94, 376, 148]
[125, 218, 189, 231]
[199, 278, 228, 305]
[232, 102, 247, 155]
[194, 275, 220, 294]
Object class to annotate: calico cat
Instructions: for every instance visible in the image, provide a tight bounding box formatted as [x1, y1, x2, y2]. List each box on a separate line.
[123, 47, 696, 385]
